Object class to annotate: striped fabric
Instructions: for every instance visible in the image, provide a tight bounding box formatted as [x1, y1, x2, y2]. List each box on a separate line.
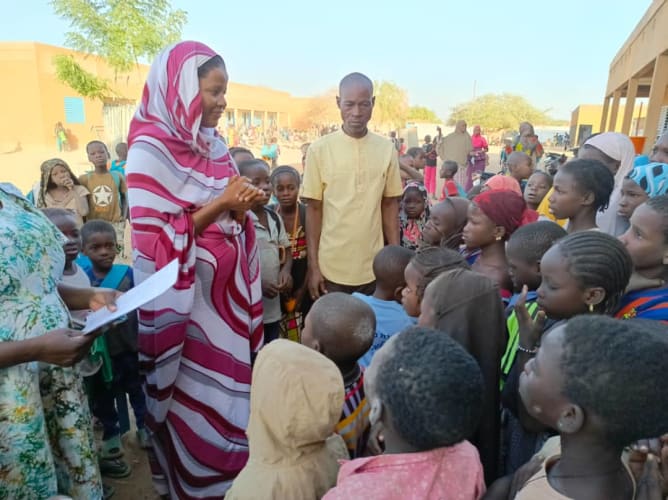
[335, 369, 370, 458]
[615, 286, 668, 322]
[127, 41, 263, 498]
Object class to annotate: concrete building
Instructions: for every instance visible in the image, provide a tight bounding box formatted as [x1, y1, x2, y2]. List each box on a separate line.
[600, 0, 668, 153]
[571, 103, 647, 147]
[0, 42, 303, 152]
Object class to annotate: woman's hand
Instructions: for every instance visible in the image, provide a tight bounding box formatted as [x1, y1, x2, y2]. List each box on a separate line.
[88, 288, 121, 312]
[514, 285, 546, 350]
[216, 176, 266, 213]
[35, 328, 100, 367]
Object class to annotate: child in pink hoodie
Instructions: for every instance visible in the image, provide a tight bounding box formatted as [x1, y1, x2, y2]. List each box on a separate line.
[323, 326, 486, 500]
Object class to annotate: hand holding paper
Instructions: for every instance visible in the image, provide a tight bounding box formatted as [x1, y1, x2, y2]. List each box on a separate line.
[82, 259, 179, 334]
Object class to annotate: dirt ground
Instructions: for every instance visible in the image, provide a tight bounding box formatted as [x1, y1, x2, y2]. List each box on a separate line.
[102, 425, 158, 500]
[0, 143, 305, 195]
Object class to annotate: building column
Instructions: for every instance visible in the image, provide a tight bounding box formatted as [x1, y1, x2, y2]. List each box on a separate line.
[608, 90, 622, 132]
[233, 108, 238, 127]
[600, 95, 610, 132]
[264, 111, 268, 132]
[644, 54, 668, 153]
[621, 78, 639, 135]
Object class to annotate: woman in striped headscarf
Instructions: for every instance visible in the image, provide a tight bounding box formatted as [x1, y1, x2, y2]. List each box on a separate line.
[126, 41, 266, 498]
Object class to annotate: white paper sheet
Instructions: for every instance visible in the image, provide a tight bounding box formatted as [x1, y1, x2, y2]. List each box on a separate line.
[83, 259, 179, 334]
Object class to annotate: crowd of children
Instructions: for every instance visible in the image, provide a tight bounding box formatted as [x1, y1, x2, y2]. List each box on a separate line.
[22, 127, 668, 500]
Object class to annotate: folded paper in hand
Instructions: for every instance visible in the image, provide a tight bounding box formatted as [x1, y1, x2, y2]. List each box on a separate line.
[83, 259, 179, 334]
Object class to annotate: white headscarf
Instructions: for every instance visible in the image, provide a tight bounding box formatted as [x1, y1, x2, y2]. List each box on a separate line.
[584, 132, 636, 235]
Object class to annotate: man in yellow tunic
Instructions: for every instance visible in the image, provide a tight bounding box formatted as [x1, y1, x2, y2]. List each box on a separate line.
[303, 73, 403, 298]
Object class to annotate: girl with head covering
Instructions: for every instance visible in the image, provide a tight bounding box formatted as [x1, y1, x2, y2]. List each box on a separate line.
[467, 125, 489, 191]
[482, 174, 522, 195]
[618, 162, 668, 221]
[463, 189, 538, 297]
[399, 182, 430, 251]
[126, 41, 266, 498]
[35, 158, 89, 226]
[579, 132, 636, 235]
[513, 122, 544, 167]
[418, 268, 507, 483]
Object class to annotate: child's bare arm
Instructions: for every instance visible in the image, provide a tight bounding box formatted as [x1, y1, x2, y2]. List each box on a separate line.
[278, 251, 293, 293]
[482, 476, 512, 500]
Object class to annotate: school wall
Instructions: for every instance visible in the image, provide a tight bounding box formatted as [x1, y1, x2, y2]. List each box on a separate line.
[570, 103, 648, 146]
[0, 42, 306, 152]
[0, 43, 46, 150]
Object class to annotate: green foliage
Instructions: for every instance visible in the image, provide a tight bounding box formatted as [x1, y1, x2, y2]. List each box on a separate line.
[407, 105, 440, 123]
[53, 54, 114, 99]
[52, 0, 187, 72]
[50, 0, 187, 99]
[373, 80, 409, 129]
[448, 93, 564, 131]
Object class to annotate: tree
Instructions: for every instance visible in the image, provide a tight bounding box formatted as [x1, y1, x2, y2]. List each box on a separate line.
[51, 0, 187, 99]
[448, 93, 565, 131]
[407, 105, 440, 123]
[294, 89, 340, 130]
[372, 80, 409, 130]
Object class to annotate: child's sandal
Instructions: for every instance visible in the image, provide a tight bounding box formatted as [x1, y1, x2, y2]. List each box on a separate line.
[99, 457, 131, 479]
[101, 435, 123, 459]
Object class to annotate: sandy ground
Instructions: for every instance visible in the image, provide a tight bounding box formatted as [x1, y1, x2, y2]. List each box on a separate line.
[102, 425, 158, 500]
[0, 143, 305, 194]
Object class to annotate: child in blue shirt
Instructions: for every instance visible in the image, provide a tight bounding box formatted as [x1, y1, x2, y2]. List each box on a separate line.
[110, 142, 127, 175]
[355, 245, 416, 368]
[81, 220, 149, 470]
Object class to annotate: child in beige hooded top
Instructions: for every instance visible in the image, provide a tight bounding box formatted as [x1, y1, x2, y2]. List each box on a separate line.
[226, 339, 348, 499]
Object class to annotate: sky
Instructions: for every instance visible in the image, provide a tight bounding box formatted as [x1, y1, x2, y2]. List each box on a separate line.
[2, 0, 652, 120]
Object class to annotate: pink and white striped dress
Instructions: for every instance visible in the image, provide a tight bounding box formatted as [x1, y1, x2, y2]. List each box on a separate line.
[126, 41, 263, 498]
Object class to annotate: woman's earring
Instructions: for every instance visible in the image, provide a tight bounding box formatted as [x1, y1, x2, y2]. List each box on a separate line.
[495, 235, 502, 241]
[589, 303, 594, 313]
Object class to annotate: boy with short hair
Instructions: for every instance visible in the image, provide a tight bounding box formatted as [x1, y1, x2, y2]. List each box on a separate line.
[406, 147, 426, 171]
[301, 292, 376, 458]
[81, 220, 149, 458]
[324, 326, 486, 499]
[79, 140, 128, 256]
[110, 142, 128, 175]
[229, 146, 254, 164]
[439, 160, 466, 200]
[238, 159, 292, 343]
[506, 151, 534, 192]
[42, 208, 91, 288]
[490, 316, 668, 499]
[354, 245, 416, 368]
